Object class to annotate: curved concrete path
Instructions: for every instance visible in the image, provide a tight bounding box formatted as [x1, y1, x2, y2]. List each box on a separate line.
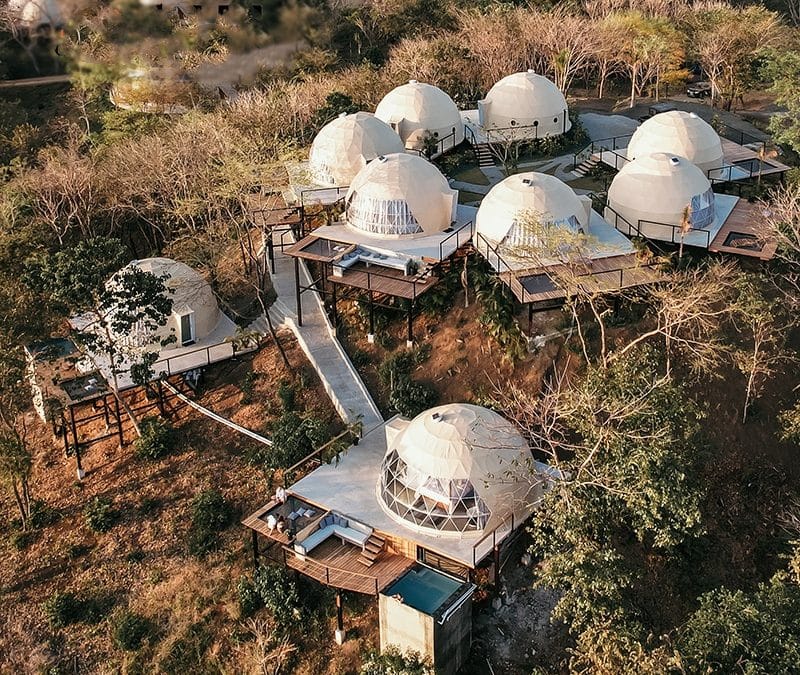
[253, 233, 384, 435]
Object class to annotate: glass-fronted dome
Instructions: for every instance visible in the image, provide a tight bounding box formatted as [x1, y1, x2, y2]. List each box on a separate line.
[308, 112, 404, 187]
[606, 153, 715, 235]
[480, 70, 571, 137]
[344, 153, 458, 238]
[627, 111, 724, 172]
[475, 172, 589, 252]
[107, 258, 221, 350]
[378, 403, 532, 537]
[374, 80, 465, 152]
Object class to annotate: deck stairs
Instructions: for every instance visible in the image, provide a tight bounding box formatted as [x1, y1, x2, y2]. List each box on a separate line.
[572, 154, 601, 178]
[358, 534, 386, 567]
[473, 143, 495, 168]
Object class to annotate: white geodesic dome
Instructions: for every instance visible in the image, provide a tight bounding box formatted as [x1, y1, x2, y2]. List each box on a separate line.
[15, 0, 63, 27]
[107, 258, 221, 350]
[627, 111, 724, 172]
[344, 153, 458, 238]
[479, 70, 571, 138]
[374, 80, 465, 153]
[377, 404, 532, 537]
[606, 153, 715, 236]
[475, 172, 590, 253]
[308, 112, 405, 187]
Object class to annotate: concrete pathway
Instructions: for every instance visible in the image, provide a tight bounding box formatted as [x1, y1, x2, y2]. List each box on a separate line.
[252, 234, 384, 435]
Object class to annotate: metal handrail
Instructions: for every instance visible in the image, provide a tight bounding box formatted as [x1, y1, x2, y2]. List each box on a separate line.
[331, 260, 426, 301]
[152, 341, 237, 379]
[717, 122, 767, 153]
[473, 231, 515, 275]
[472, 513, 515, 568]
[438, 220, 474, 261]
[300, 185, 349, 208]
[573, 133, 634, 170]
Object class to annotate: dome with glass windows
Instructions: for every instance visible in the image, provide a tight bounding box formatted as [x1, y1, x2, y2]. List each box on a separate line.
[374, 80, 465, 153]
[627, 110, 723, 172]
[308, 112, 404, 187]
[344, 153, 458, 238]
[475, 172, 590, 252]
[377, 403, 533, 537]
[106, 258, 221, 350]
[480, 71, 571, 137]
[606, 153, 715, 235]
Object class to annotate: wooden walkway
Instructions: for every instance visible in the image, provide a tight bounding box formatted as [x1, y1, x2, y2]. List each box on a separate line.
[709, 199, 777, 260]
[327, 263, 438, 300]
[720, 138, 790, 179]
[284, 537, 415, 595]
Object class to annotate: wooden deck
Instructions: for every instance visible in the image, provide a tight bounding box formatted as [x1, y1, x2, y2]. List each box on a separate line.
[503, 254, 662, 304]
[720, 138, 790, 179]
[284, 537, 416, 595]
[709, 199, 777, 260]
[242, 497, 326, 547]
[327, 263, 438, 300]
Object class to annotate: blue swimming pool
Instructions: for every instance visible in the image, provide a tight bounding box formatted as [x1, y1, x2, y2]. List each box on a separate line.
[383, 566, 465, 615]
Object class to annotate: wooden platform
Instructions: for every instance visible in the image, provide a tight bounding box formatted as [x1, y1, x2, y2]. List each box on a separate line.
[709, 199, 777, 260]
[284, 537, 415, 595]
[504, 254, 662, 304]
[720, 138, 790, 179]
[327, 263, 438, 300]
[242, 497, 325, 547]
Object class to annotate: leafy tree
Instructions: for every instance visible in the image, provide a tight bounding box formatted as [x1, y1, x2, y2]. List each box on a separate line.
[252, 564, 303, 627]
[135, 417, 178, 460]
[187, 489, 234, 556]
[84, 496, 118, 533]
[25, 236, 175, 435]
[0, 432, 33, 531]
[360, 646, 434, 675]
[389, 379, 439, 418]
[266, 412, 327, 469]
[764, 47, 800, 152]
[677, 570, 800, 672]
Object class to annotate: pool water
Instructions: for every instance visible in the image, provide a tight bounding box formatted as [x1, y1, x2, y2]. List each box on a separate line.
[384, 566, 464, 615]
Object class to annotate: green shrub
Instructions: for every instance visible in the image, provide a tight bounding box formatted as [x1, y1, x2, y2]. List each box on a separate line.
[236, 575, 262, 618]
[360, 646, 434, 674]
[240, 371, 258, 405]
[187, 489, 234, 557]
[43, 591, 113, 628]
[389, 380, 439, 418]
[377, 345, 431, 386]
[266, 412, 327, 470]
[84, 497, 118, 533]
[253, 565, 302, 626]
[135, 417, 177, 460]
[112, 610, 152, 651]
[277, 379, 296, 412]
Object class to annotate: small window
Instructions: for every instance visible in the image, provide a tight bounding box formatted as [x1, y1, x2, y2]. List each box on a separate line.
[553, 117, 558, 124]
[533, 120, 539, 127]
[218, 3, 229, 14]
[510, 120, 517, 126]
[433, 132, 439, 138]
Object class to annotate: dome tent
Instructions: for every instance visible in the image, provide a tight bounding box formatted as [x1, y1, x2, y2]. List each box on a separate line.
[377, 403, 532, 537]
[309, 112, 404, 187]
[479, 70, 571, 138]
[14, 0, 63, 28]
[606, 153, 715, 235]
[374, 80, 465, 153]
[475, 172, 591, 252]
[345, 153, 458, 238]
[107, 258, 221, 350]
[627, 110, 723, 172]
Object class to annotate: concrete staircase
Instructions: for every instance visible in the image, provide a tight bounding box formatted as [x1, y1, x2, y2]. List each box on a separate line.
[473, 143, 495, 168]
[572, 154, 601, 178]
[358, 533, 386, 567]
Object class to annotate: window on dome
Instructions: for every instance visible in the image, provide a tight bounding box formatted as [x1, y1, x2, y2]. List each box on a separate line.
[504, 215, 582, 249]
[346, 193, 423, 236]
[379, 450, 491, 533]
[689, 188, 715, 230]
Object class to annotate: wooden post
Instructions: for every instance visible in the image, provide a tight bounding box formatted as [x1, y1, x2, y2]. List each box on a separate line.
[528, 303, 534, 334]
[406, 300, 414, 347]
[294, 257, 303, 327]
[493, 543, 501, 590]
[252, 530, 260, 570]
[60, 413, 69, 457]
[74, 440, 84, 480]
[336, 591, 344, 631]
[102, 395, 110, 430]
[368, 290, 375, 342]
[156, 379, 166, 418]
[267, 231, 275, 274]
[68, 405, 79, 452]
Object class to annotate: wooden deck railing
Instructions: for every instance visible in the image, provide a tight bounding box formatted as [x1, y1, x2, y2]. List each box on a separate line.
[282, 545, 380, 595]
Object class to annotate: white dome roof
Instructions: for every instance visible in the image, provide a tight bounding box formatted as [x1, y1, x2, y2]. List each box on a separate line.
[628, 111, 723, 172]
[476, 172, 589, 251]
[108, 258, 221, 349]
[480, 71, 570, 137]
[17, 0, 62, 26]
[607, 153, 716, 234]
[345, 153, 457, 238]
[378, 404, 532, 536]
[375, 80, 465, 152]
[308, 112, 404, 187]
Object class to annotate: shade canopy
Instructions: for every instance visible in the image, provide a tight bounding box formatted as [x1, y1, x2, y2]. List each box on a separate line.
[606, 153, 715, 234]
[378, 403, 533, 537]
[375, 80, 465, 152]
[476, 172, 589, 254]
[309, 112, 404, 187]
[106, 257, 221, 350]
[479, 71, 570, 138]
[627, 111, 723, 172]
[345, 153, 458, 238]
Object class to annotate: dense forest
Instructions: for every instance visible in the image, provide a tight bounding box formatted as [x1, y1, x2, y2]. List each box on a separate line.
[2, 0, 800, 673]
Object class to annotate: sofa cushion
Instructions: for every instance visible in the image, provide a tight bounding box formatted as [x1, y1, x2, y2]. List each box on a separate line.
[348, 520, 372, 536]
